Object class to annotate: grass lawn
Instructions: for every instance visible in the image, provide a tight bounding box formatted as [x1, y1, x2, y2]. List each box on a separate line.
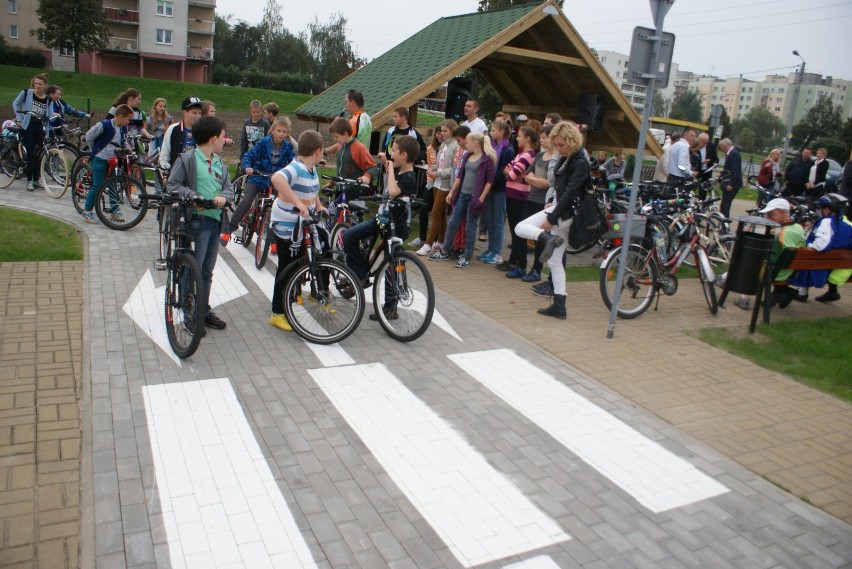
[0, 64, 312, 115]
[697, 318, 852, 403]
[0, 207, 83, 262]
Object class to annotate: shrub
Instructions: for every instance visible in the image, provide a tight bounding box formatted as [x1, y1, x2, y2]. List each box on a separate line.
[0, 46, 48, 69]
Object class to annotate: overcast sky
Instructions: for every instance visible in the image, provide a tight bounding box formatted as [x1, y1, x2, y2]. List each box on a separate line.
[214, 0, 852, 81]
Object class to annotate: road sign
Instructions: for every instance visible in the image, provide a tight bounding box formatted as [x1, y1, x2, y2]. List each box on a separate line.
[650, 0, 675, 27]
[625, 27, 676, 87]
[710, 104, 724, 119]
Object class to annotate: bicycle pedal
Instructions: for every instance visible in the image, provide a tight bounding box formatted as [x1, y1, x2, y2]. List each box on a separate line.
[232, 236, 243, 244]
[154, 259, 167, 270]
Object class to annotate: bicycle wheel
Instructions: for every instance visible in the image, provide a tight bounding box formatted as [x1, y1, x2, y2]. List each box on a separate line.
[694, 247, 719, 315]
[70, 156, 91, 214]
[599, 244, 658, 319]
[164, 252, 205, 358]
[0, 147, 20, 189]
[282, 259, 365, 344]
[706, 233, 736, 275]
[372, 251, 435, 342]
[40, 147, 69, 198]
[329, 222, 351, 261]
[231, 175, 248, 206]
[95, 174, 148, 230]
[158, 206, 174, 270]
[255, 206, 272, 269]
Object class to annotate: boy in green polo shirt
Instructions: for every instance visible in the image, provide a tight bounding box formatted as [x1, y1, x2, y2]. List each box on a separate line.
[166, 115, 234, 333]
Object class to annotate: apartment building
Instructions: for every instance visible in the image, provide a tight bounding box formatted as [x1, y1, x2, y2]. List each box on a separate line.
[596, 50, 648, 112]
[0, 0, 215, 83]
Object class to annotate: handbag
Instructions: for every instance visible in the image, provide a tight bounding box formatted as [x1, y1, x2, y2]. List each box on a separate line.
[568, 193, 605, 249]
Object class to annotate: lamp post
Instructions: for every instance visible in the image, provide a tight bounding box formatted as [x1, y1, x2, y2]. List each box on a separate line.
[782, 50, 805, 165]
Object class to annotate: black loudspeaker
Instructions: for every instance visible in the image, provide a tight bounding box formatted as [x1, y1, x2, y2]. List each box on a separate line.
[578, 93, 604, 132]
[445, 77, 474, 122]
[369, 130, 382, 155]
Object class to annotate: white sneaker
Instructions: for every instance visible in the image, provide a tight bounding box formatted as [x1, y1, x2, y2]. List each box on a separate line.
[408, 237, 423, 247]
[416, 243, 432, 256]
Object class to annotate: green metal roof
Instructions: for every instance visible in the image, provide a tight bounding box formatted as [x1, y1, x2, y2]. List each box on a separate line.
[294, 3, 542, 122]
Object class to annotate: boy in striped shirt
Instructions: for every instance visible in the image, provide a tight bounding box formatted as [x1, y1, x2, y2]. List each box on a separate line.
[268, 130, 327, 332]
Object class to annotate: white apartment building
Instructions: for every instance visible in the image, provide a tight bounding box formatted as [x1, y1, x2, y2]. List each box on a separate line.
[0, 0, 215, 83]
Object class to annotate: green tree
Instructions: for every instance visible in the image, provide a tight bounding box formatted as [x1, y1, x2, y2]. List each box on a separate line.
[260, 0, 284, 39]
[669, 89, 702, 123]
[305, 13, 364, 92]
[32, 0, 110, 72]
[791, 96, 842, 149]
[651, 88, 671, 118]
[719, 106, 732, 140]
[838, 116, 852, 157]
[730, 106, 785, 152]
[260, 32, 313, 75]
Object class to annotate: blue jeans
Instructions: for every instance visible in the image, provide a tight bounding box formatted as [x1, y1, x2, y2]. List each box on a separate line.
[485, 191, 506, 256]
[442, 193, 481, 259]
[84, 157, 109, 212]
[190, 214, 221, 317]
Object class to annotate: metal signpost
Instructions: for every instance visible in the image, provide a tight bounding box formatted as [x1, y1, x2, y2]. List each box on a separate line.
[606, 0, 675, 339]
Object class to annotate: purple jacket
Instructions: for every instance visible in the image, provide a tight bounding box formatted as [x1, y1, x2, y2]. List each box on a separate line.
[451, 152, 496, 216]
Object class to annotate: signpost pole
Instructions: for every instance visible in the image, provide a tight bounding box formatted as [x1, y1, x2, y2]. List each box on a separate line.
[606, 0, 674, 339]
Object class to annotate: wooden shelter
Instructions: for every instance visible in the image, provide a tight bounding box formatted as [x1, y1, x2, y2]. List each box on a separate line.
[294, 1, 661, 156]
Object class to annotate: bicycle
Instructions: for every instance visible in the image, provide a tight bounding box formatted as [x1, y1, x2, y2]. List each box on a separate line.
[229, 171, 276, 269]
[276, 209, 365, 344]
[160, 191, 215, 358]
[69, 143, 151, 230]
[0, 112, 70, 197]
[322, 174, 372, 257]
[338, 194, 435, 342]
[599, 205, 719, 319]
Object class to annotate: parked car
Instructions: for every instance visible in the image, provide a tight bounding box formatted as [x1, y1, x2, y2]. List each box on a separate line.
[825, 158, 842, 192]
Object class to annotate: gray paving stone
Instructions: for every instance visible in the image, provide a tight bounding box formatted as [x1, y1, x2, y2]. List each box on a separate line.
[124, 531, 155, 566]
[95, 520, 125, 556]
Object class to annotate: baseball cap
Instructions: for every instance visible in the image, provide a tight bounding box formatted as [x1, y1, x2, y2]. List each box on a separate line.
[516, 114, 528, 122]
[758, 198, 790, 213]
[181, 97, 203, 111]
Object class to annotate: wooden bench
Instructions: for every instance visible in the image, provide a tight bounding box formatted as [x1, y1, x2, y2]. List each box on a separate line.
[750, 247, 852, 333]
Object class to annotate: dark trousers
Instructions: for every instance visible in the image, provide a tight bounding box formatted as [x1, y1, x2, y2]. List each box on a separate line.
[22, 120, 43, 182]
[418, 185, 434, 240]
[785, 182, 806, 197]
[271, 233, 299, 314]
[720, 187, 739, 218]
[520, 200, 546, 272]
[342, 218, 380, 282]
[229, 182, 264, 233]
[506, 196, 528, 268]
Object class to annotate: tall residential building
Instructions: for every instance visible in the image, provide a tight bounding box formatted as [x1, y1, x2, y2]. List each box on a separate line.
[0, 0, 215, 83]
[596, 50, 648, 112]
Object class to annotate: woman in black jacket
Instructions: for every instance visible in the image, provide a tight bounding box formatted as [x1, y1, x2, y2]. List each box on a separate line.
[514, 121, 590, 319]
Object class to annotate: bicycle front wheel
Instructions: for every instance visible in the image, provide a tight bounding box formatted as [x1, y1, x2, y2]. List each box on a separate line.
[158, 206, 175, 269]
[70, 155, 91, 214]
[695, 247, 719, 315]
[40, 147, 69, 198]
[255, 206, 272, 269]
[282, 259, 365, 344]
[95, 175, 148, 230]
[599, 244, 658, 319]
[329, 222, 351, 261]
[164, 252, 205, 358]
[373, 251, 435, 342]
[0, 147, 20, 189]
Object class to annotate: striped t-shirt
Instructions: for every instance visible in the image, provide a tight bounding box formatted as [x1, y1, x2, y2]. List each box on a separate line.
[270, 158, 318, 240]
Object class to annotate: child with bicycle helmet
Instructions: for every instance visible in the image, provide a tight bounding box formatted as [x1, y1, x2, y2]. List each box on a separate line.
[788, 193, 852, 302]
[268, 130, 328, 332]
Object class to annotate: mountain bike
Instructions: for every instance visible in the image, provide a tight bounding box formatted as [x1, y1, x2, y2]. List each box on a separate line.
[0, 113, 71, 196]
[322, 174, 372, 257]
[599, 206, 719, 319]
[69, 144, 151, 230]
[338, 194, 435, 342]
[276, 209, 365, 344]
[160, 191, 214, 358]
[230, 171, 276, 269]
[0, 124, 27, 189]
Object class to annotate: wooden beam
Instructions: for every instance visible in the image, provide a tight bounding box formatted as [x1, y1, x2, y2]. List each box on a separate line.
[502, 105, 625, 122]
[494, 45, 586, 67]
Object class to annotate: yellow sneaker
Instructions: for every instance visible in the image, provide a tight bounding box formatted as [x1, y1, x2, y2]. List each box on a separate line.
[269, 313, 292, 332]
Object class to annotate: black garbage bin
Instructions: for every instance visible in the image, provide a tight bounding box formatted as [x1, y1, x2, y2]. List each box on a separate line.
[723, 216, 778, 296]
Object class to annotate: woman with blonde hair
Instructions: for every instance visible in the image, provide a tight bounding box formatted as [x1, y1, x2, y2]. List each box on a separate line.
[146, 98, 173, 155]
[430, 131, 496, 267]
[513, 122, 590, 319]
[419, 119, 458, 255]
[757, 148, 782, 193]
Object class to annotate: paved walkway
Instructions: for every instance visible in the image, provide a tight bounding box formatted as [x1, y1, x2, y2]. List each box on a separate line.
[0, 185, 850, 568]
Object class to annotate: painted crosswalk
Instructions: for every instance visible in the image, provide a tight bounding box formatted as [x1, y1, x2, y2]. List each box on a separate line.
[448, 349, 730, 513]
[309, 363, 571, 567]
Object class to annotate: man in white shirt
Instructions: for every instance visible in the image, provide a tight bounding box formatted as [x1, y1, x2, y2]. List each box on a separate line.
[667, 128, 695, 182]
[461, 99, 487, 134]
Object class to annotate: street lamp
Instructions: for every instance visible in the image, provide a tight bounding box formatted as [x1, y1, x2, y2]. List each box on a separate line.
[782, 50, 806, 165]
